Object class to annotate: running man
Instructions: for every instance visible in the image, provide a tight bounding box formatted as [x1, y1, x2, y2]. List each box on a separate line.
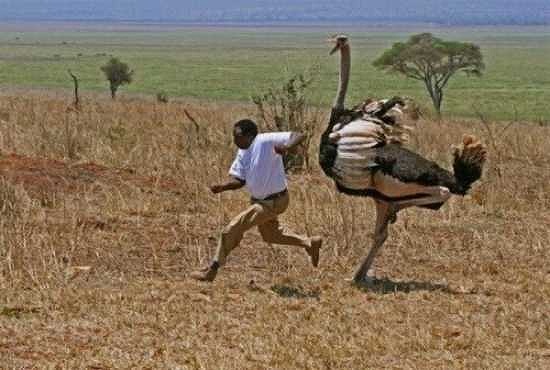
[190, 119, 322, 281]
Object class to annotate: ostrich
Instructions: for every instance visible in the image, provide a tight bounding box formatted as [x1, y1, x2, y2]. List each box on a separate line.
[319, 35, 487, 283]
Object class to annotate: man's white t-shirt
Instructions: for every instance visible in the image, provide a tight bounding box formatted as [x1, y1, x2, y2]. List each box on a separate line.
[229, 132, 292, 200]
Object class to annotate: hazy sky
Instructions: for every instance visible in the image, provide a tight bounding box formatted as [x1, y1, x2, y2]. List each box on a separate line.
[0, 0, 549, 24]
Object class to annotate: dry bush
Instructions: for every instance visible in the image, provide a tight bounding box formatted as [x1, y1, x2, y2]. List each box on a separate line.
[252, 70, 323, 170]
[0, 91, 549, 369]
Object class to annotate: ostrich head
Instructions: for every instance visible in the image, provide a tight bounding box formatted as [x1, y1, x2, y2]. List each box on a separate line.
[328, 34, 349, 55]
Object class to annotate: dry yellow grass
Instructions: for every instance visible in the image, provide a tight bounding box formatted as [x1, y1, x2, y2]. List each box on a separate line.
[1, 92, 549, 369]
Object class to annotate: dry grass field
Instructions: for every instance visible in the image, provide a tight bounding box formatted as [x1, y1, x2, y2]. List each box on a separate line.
[0, 92, 549, 369]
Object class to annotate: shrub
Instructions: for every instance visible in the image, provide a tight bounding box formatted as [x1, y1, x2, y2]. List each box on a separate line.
[252, 68, 321, 170]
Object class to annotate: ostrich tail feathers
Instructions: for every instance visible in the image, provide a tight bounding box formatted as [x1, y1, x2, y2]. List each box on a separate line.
[452, 135, 487, 195]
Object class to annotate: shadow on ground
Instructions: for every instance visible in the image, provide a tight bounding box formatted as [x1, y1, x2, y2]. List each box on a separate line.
[353, 277, 461, 295]
[270, 284, 321, 299]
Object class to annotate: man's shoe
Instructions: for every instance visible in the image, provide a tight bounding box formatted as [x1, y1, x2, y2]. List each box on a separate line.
[190, 262, 219, 282]
[306, 237, 322, 268]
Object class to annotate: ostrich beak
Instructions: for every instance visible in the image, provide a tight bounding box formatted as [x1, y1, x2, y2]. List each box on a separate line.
[329, 43, 340, 55]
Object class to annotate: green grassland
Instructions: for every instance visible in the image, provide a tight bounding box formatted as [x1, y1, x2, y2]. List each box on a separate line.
[1, 24, 550, 121]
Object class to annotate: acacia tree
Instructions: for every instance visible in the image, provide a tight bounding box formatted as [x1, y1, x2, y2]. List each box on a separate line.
[373, 33, 484, 116]
[100, 57, 133, 99]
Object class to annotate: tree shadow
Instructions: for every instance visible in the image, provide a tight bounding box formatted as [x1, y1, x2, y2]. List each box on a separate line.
[353, 277, 462, 295]
[270, 284, 321, 300]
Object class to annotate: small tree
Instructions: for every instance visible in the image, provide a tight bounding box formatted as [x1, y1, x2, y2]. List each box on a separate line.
[67, 69, 80, 108]
[100, 57, 133, 99]
[373, 33, 484, 116]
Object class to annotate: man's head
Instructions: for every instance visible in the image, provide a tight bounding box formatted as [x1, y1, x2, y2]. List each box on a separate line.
[233, 119, 258, 149]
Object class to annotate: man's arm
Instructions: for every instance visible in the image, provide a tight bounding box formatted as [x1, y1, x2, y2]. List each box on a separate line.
[274, 132, 306, 155]
[210, 176, 245, 194]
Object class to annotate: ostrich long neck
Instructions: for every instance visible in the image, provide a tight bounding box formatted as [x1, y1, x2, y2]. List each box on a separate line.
[333, 44, 351, 111]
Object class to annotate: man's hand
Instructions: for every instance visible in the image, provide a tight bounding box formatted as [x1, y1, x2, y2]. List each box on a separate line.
[275, 132, 306, 156]
[209, 177, 245, 194]
[210, 184, 225, 194]
[274, 144, 288, 156]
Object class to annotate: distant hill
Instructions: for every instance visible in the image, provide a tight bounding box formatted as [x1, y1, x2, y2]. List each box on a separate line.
[1, 0, 549, 25]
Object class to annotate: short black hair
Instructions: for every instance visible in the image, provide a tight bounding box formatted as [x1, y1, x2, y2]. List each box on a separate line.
[234, 119, 258, 138]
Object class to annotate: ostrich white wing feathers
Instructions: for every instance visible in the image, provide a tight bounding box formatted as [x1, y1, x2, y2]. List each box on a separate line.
[330, 118, 384, 189]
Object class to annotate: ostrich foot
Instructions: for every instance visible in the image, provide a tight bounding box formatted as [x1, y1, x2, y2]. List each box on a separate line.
[350, 276, 376, 288]
[348, 271, 376, 285]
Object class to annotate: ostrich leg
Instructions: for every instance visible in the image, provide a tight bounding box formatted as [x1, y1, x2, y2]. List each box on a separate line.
[388, 186, 452, 217]
[351, 187, 452, 282]
[352, 200, 392, 282]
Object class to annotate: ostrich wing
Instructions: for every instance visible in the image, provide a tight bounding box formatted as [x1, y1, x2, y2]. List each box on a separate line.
[333, 144, 457, 210]
[372, 144, 457, 191]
